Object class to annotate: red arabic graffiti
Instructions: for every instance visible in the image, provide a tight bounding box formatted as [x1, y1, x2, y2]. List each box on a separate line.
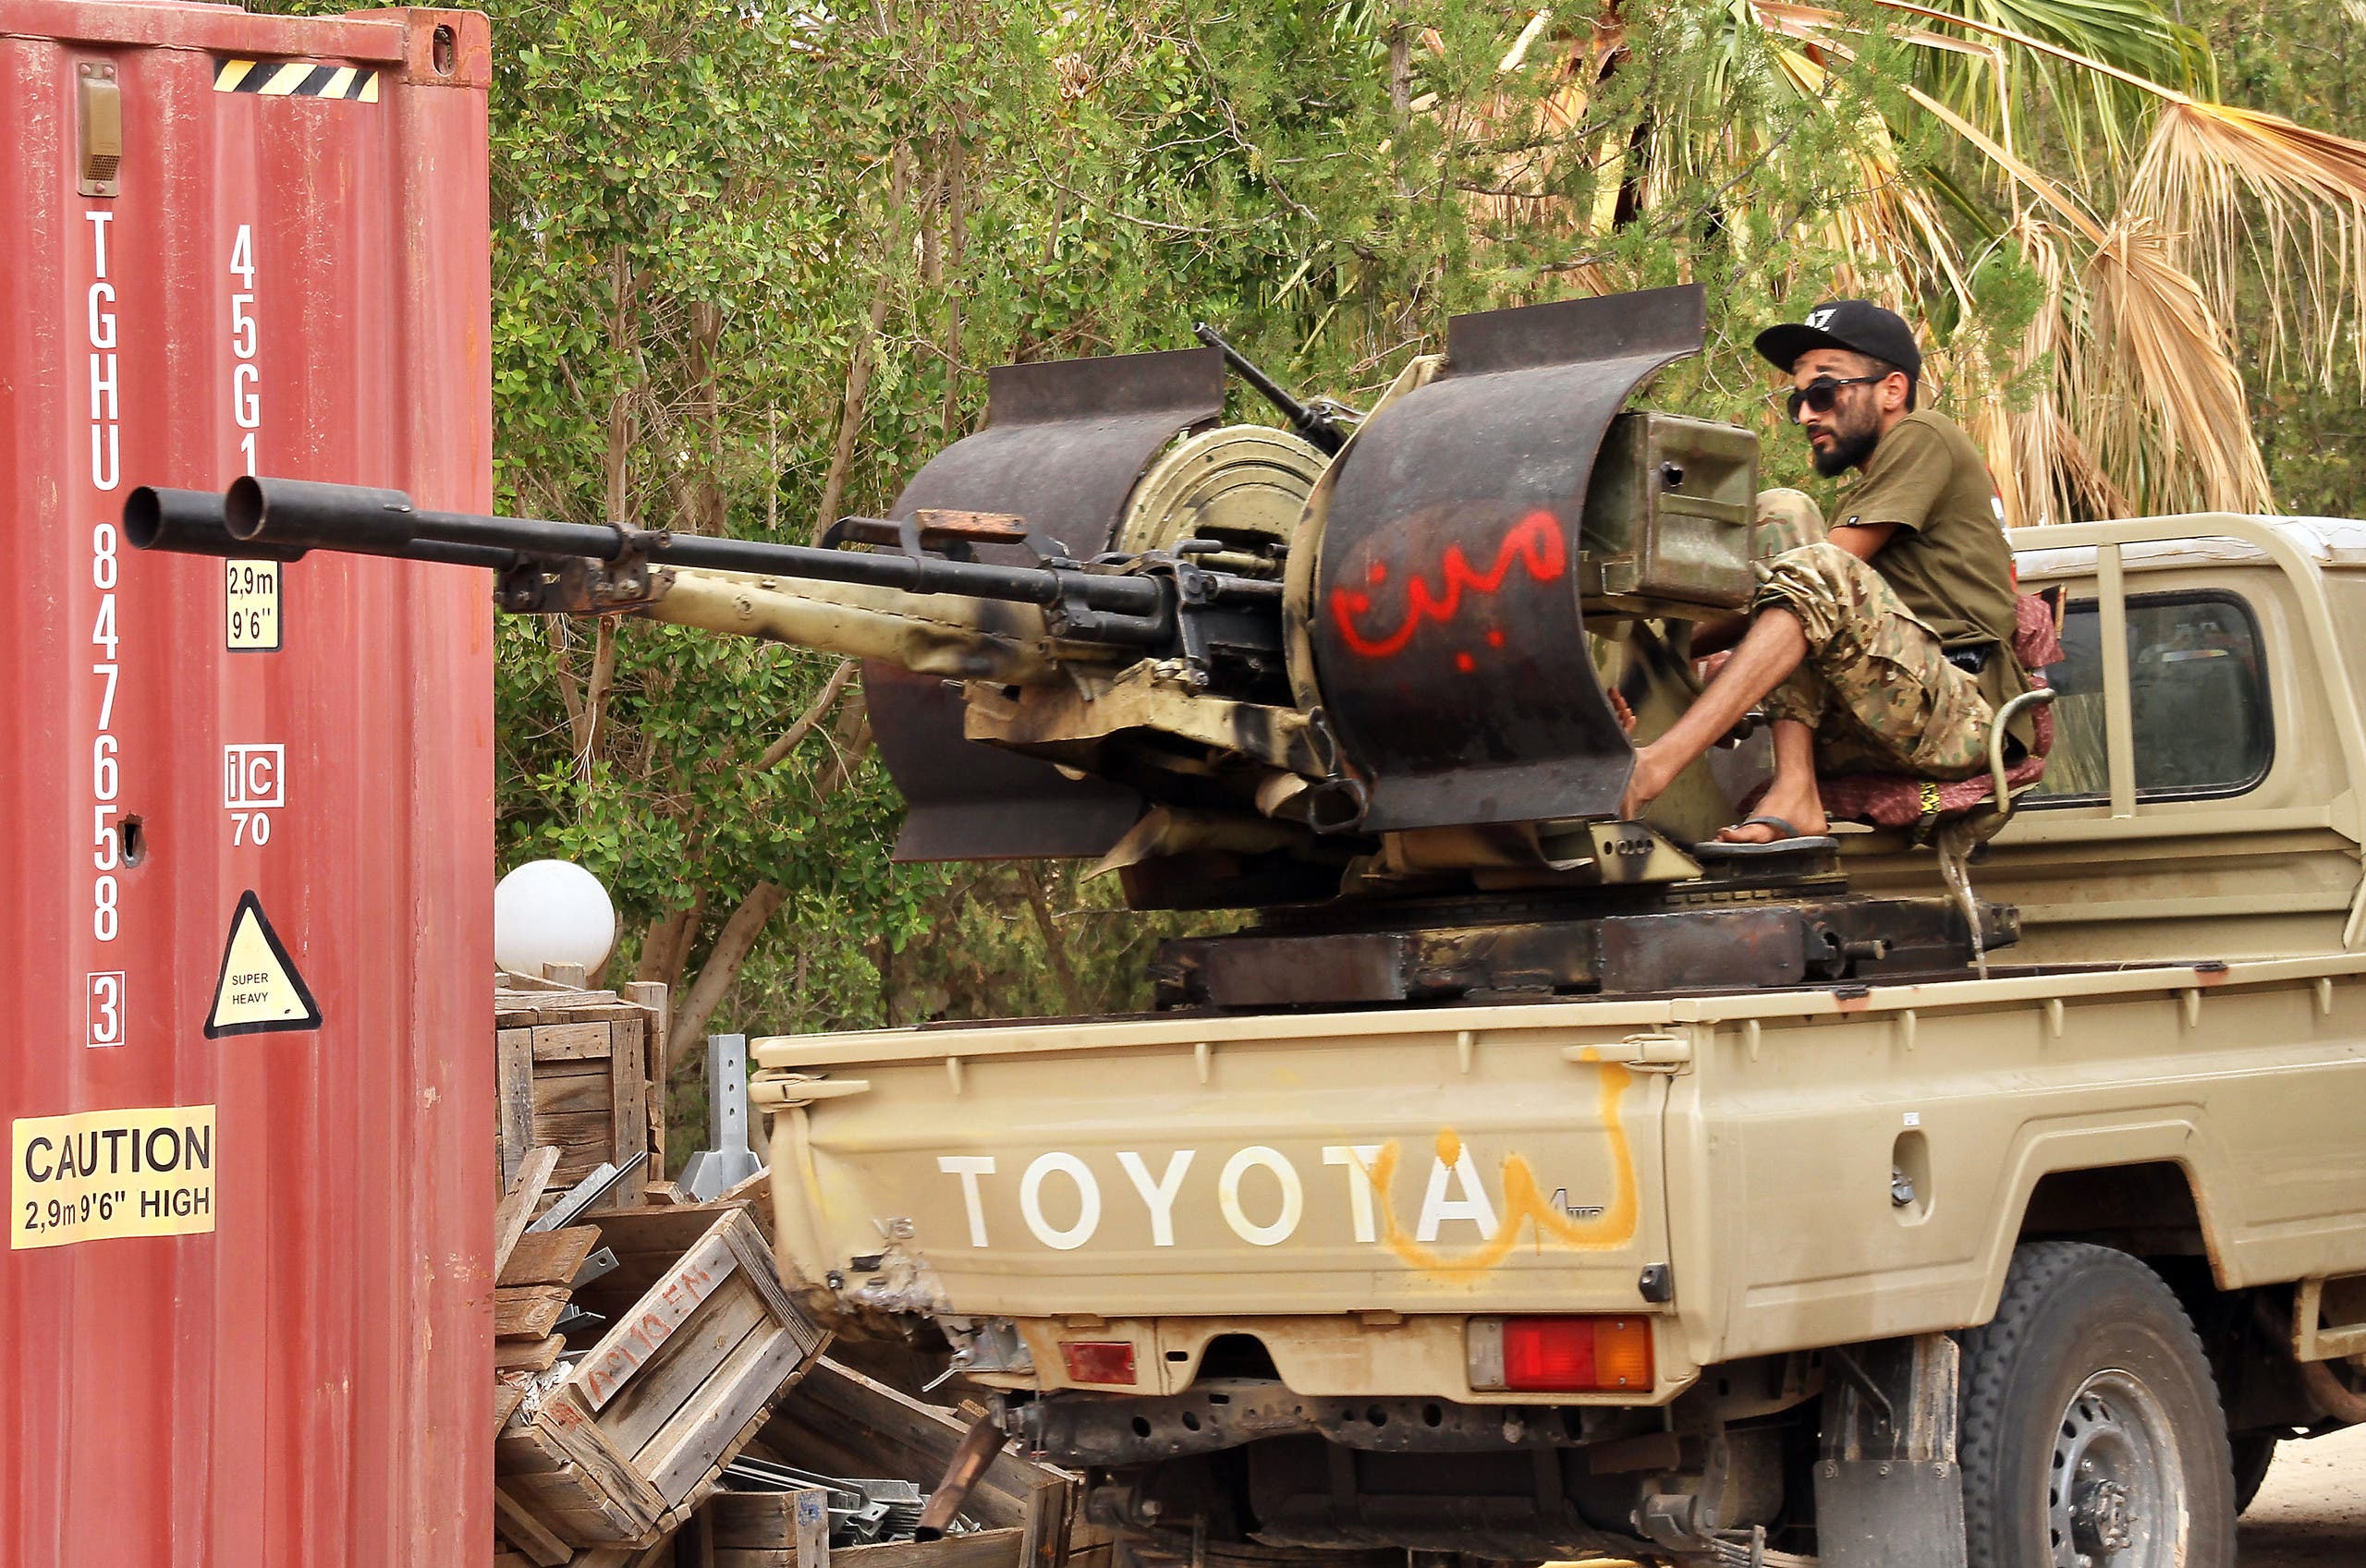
[1329, 509, 1566, 660]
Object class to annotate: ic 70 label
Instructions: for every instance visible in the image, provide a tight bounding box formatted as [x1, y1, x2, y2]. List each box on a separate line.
[224, 743, 283, 847]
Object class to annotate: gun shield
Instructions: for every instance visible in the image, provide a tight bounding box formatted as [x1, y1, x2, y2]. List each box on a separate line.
[1304, 285, 1706, 832]
[872, 346, 1226, 862]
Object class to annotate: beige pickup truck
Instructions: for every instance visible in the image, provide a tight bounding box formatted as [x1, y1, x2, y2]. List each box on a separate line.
[753, 512, 2366, 1568]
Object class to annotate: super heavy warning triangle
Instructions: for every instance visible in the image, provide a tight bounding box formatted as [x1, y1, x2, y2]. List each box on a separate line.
[205, 890, 323, 1039]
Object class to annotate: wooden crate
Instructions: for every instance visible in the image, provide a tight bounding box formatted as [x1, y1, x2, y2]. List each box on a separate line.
[694, 1491, 1029, 1568]
[683, 1489, 835, 1568]
[497, 1205, 831, 1549]
[496, 977, 668, 1209]
[761, 1359, 1092, 1568]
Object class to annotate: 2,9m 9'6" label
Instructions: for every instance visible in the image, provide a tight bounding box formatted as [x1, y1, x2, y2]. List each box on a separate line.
[227, 559, 279, 650]
[11, 1105, 217, 1250]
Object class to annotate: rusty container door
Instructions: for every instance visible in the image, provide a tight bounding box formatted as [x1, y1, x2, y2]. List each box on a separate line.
[0, 6, 493, 1566]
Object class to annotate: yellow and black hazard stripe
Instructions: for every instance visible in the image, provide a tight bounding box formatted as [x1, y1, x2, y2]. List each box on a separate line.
[213, 58, 381, 102]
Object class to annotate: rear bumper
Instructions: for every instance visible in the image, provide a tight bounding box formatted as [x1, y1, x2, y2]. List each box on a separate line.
[977, 1311, 1693, 1405]
[1021, 1374, 1674, 1467]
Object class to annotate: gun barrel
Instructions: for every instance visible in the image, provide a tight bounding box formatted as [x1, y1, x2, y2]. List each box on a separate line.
[1192, 322, 1346, 455]
[213, 476, 1168, 622]
[124, 485, 513, 569]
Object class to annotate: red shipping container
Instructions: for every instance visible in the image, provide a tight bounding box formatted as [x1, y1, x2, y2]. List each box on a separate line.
[0, 5, 494, 1564]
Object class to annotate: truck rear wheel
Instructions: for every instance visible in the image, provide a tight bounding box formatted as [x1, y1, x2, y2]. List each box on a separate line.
[2230, 1430, 2277, 1513]
[1957, 1241, 2236, 1568]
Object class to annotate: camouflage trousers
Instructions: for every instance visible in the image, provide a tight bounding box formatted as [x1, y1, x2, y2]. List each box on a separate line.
[1747, 492, 1993, 780]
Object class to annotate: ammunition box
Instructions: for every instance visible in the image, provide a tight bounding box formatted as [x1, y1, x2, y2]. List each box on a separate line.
[1580, 411, 1759, 608]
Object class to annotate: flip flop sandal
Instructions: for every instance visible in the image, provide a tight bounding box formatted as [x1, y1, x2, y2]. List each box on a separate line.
[1690, 814, 1840, 859]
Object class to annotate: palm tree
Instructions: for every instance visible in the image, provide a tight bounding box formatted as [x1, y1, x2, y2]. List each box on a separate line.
[1422, 0, 2366, 524]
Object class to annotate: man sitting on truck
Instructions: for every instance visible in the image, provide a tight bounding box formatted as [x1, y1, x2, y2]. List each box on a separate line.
[1617, 299, 2031, 844]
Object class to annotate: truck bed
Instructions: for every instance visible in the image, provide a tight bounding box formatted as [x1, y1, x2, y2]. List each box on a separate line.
[754, 954, 2366, 1402]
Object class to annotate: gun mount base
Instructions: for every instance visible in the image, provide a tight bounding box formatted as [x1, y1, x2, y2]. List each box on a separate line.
[1153, 881, 2016, 1010]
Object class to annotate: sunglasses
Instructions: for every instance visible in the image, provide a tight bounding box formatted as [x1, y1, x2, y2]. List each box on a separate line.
[1781, 373, 1885, 422]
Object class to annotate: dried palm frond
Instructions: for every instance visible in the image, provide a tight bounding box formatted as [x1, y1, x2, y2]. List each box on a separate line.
[1959, 218, 2077, 526]
[1892, 0, 2212, 176]
[1868, 2, 2366, 395]
[2079, 217, 2273, 514]
[2050, 412, 2135, 518]
[1431, 0, 2330, 522]
[1498, 8, 1554, 73]
[2130, 100, 2366, 386]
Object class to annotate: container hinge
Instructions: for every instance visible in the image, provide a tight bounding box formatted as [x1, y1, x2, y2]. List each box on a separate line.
[750, 1072, 872, 1111]
[1567, 1031, 1693, 1073]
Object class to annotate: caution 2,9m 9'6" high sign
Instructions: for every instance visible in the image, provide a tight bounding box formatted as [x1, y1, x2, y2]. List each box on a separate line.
[11, 1105, 217, 1250]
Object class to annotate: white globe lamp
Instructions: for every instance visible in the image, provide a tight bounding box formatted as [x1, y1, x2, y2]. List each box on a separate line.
[494, 859, 617, 978]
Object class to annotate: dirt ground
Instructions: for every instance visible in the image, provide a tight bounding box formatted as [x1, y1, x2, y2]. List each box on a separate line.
[2241, 1422, 2366, 1566]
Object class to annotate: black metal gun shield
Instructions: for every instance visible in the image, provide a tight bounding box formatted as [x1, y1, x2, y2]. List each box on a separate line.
[871, 347, 1223, 861]
[1308, 285, 1704, 832]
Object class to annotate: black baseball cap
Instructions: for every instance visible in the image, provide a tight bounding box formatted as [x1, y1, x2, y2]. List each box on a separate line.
[1754, 299, 1924, 387]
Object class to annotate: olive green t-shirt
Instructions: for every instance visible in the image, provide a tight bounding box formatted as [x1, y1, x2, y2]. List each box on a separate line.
[1832, 408, 2031, 737]
[1834, 410, 2017, 648]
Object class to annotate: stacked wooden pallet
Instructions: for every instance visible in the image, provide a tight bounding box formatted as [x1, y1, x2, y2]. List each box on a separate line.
[496, 1356, 1101, 1568]
[484, 973, 1099, 1568]
[495, 970, 668, 1210]
[497, 1206, 600, 1380]
[492, 1161, 830, 1564]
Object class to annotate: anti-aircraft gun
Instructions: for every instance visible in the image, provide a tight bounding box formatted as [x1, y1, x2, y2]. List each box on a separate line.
[127, 284, 2009, 1006]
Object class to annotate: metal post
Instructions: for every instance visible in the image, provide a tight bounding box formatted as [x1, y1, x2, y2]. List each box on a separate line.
[678, 1032, 767, 1199]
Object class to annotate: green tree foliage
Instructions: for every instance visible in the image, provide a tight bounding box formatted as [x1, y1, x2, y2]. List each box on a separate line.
[262, 0, 2364, 1149]
[2190, 0, 2366, 517]
[470, 0, 1962, 1092]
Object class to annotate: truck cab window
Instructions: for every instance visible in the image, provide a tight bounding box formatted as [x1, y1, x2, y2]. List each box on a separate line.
[2028, 590, 2274, 802]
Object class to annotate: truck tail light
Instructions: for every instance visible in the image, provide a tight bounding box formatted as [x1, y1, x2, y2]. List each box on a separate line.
[1476, 1316, 1655, 1392]
[1590, 1318, 1654, 1389]
[1060, 1340, 1138, 1385]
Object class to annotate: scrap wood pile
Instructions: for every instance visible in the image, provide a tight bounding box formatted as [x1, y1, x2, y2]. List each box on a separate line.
[488, 974, 1098, 1568]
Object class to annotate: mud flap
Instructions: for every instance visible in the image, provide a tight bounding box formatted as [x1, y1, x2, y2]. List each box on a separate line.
[1813, 1333, 1970, 1568]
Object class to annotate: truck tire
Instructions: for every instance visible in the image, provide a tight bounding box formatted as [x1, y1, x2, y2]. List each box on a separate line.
[1957, 1241, 2236, 1568]
[2230, 1431, 2277, 1513]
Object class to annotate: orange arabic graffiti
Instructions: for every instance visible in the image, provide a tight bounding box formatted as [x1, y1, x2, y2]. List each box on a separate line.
[1351, 1054, 1639, 1282]
[1328, 509, 1566, 659]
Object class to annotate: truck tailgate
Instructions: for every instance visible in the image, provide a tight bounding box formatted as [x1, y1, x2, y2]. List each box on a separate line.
[752, 1004, 1679, 1318]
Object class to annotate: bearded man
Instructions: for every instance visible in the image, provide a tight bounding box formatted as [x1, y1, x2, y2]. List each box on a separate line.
[1618, 299, 2031, 844]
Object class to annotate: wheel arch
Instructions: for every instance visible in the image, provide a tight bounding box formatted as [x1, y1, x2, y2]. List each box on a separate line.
[1971, 1124, 2237, 1329]
[2017, 1162, 2215, 1266]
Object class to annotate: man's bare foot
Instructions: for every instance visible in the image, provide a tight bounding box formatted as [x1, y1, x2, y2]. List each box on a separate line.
[1620, 741, 1684, 820]
[1716, 782, 1828, 843]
